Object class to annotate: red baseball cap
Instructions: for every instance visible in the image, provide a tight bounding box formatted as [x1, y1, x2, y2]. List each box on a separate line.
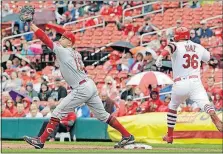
[62, 31, 75, 45]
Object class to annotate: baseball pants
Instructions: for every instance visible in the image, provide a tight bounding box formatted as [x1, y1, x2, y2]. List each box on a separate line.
[51, 79, 110, 122]
[169, 77, 214, 111]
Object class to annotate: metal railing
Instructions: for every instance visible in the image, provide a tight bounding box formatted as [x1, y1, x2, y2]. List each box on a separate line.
[1, 31, 34, 52]
[140, 26, 176, 46]
[63, 15, 105, 33]
[180, 0, 189, 8]
[122, 1, 164, 24]
[203, 15, 223, 30]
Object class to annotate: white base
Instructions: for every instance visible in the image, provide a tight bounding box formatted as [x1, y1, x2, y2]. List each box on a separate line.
[123, 143, 152, 150]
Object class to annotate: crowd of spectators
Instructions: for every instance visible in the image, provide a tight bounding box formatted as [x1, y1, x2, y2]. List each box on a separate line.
[1, 1, 222, 121]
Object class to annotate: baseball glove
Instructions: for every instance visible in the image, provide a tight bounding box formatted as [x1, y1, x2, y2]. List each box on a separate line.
[19, 5, 35, 22]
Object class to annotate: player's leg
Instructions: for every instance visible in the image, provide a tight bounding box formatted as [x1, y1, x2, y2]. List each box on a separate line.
[24, 88, 87, 149]
[86, 95, 134, 148]
[164, 81, 189, 143]
[86, 80, 134, 148]
[190, 83, 223, 132]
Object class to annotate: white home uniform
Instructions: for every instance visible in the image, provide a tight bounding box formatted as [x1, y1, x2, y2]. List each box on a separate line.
[51, 42, 109, 121]
[168, 40, 213, 111]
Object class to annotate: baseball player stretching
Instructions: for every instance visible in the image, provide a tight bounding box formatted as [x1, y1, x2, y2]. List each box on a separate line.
[23, 23, 134, 149]
[156, 27, 223, 144]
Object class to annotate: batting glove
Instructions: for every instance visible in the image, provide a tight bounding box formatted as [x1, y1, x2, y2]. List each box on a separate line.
[155, 56, 163, 67]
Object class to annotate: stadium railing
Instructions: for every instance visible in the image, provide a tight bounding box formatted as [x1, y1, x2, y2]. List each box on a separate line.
[204, 15, 222, 30]
[122, 1, 164, 24]
[63, 15, 106, 33]
[140, 26, 176, 46]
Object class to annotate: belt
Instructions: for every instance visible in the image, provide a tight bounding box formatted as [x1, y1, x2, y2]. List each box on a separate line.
[174, 75, 198, 82]
[79, 79, 87, 85]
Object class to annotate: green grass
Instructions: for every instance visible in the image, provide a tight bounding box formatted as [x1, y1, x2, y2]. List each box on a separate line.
[2, 141, 223, 153]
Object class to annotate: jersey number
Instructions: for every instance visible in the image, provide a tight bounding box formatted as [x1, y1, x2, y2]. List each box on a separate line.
[182, 54, 199, 69]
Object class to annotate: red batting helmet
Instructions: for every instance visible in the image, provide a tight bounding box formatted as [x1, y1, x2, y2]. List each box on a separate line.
[174, 27, 190, 42]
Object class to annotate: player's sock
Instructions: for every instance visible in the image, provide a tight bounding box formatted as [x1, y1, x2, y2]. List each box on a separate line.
[204, 104, 215, 114]
[39, 117, 60, 143]
[106, 115, 131, 137]
[167, 109, 177, 137]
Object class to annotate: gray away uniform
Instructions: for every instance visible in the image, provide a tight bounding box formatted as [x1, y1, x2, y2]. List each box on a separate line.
[51, 42, 110, 122]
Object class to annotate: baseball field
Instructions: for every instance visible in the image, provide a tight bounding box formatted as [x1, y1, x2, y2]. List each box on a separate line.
[2, 140, 223, 153]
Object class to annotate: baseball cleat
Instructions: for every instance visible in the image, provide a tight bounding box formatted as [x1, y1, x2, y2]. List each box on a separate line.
[23, 136, 44, 149]
[114, 135, 135, 148]
[163, 134, 173, 144]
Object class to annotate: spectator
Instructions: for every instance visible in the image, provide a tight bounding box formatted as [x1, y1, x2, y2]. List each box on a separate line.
[100, 91, 116, 114]
[23, 25, 33, 41]
[2, 3, 13, 17]
[13, 103, 26, 117]
[50, 77, 67, 101]
[38, 111, 76, 142]
[59, 12, 71, 25]
[116, 17, 140, 37]
[120, 85, 134, 100]
[142, 1, 153, 13]
[190, 0, 201, 8]
[102, 76, 118, 98]
[9, 72, 22, 90]
[146, 32, 163, 51]
[32, 96, 40, 104]
[156, 38, 168, 55]
[29, 69, 40, 84]
[15, 94, 24, 105]
[103, 50, 121, 71]
[21, 41, 34, 56]
[213, 90, 223, 111]
[26, 82, 39, 98]
[179, 102, 192, 112]
[138, 17, 159, 35]
[148, 91, 163, 112]
[12, 23, 21, 36]
[114, 95, 138, 117]
[66, 3, 77, 21]
[75, 104, 91, 118]
[157, 94, 171, 112]
[4, 40, 16, 52]
[205, 77, 220, 96]
[38, 82, 51, 101]
[88, 1, 100, 13]
[118, 52, 134, 71]
[142, 51, 157, 71]
[190, 29, 201, 44]
[40, 97, 56, 117]
[166, 20, 182, 41]
[45, 105, 56, 118]
[4, 60, 14, 75]
[132, 86, 144, 99]
[130, 53, 144, 73]
[20, 59, 31, 70]
[5, 99, 17, 115]
[1, 73, 11, 92]
[12, 57, 21, 68]
[1, 103, 12, 117]
[22, 97, 31, 114]
[52, 63, 62, 77]
[196, 20, 213, 38]
[26, 103, 43, 118]
[19, 67, 30, 83]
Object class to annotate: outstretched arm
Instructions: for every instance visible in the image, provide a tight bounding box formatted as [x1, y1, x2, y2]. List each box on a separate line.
[30, 23, 54, 50]
[155, 46, 171, 67]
